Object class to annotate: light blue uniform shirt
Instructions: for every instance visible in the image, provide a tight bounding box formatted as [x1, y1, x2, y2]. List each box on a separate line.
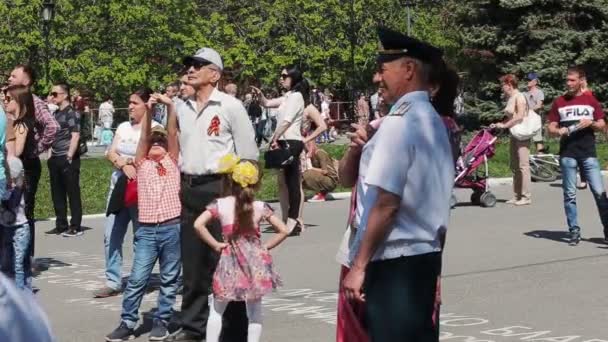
[349, 91, 454, 263]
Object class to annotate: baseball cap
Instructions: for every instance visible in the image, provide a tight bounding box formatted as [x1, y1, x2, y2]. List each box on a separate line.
[151, 125, 167, 137]
[526, 72, 539, 81]
[183, 47, 223, 71]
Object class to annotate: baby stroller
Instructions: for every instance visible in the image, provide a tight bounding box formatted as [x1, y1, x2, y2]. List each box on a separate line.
[452, 129, 498, 208]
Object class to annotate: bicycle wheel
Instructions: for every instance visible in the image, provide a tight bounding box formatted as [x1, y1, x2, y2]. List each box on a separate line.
[530, 163, 557, 182]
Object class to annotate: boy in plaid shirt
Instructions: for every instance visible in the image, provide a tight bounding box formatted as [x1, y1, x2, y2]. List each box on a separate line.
[106, 92, 181, 342]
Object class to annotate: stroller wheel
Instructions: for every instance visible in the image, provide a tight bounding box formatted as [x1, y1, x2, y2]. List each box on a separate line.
[480, 192, 497, 208]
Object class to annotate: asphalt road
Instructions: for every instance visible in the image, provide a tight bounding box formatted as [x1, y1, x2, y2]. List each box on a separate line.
[32, 181, 608, 342]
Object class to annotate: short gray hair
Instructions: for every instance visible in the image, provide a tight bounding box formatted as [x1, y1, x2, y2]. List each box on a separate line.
[401, 57, 432, 85]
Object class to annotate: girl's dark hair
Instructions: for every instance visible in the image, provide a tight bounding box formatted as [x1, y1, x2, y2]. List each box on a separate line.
[132, 87, 153, 103]
[431, 63, 460, 118]
[230, 163, 262, 238]
[5, 85, 35, 123]
[283, 65, 310, 106]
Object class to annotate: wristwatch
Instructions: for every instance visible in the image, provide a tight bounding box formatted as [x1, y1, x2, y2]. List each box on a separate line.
[126, 158, 134, 165]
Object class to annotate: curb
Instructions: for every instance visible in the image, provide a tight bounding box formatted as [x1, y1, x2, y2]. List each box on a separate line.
[41, 173, 608, 221]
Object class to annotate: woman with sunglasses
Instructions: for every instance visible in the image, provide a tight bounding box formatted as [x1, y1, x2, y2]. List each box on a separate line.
[94, 88, 162, 299]
[252, 66, 308, 236]
[3, 86, 37, 160]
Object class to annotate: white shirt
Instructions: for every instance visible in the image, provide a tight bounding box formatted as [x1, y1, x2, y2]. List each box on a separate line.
[0, 157, 27, 227]
[98, 101, 115, 124]
[349, 91, 454, 262]
[112, 121, 161, 160]
[370, 92, 379, 112]
[177, 88, 258, 175]
[321, 100, 330, 119]
[272, 91, 304, 141]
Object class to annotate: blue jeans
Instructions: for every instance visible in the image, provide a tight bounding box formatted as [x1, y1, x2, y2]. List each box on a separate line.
[104, 206, 139, 290]
[0, 224, 31, 290]
[121, 222, 181, 328]
[560, 157, 608, 233]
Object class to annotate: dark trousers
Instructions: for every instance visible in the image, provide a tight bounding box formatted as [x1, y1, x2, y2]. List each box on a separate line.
[48, 156, 83, 229]
[282, 140, 304, 219]
[364, 252, 441, 342]
[255, 120, 269, 146]
[179, 175, 248, 341]
[22, 157, 41, 257]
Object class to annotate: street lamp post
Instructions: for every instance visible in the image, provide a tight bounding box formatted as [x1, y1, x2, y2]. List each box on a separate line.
[41, 0, 56, 85]
[399, 0, 444, 36]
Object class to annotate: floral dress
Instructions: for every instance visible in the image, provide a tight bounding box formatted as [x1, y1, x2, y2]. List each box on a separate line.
[207, 196, 282, 301]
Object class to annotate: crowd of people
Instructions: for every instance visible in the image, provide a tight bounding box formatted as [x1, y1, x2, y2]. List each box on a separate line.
[0, 23, 607, 342]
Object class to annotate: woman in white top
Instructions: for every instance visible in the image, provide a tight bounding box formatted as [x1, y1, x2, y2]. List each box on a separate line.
[493, 74, 531, 206]
[252, 66, 308, 236]
[94, 88, 161, 298]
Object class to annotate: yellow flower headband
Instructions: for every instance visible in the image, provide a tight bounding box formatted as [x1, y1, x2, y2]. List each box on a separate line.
[218, 154, 259, 188]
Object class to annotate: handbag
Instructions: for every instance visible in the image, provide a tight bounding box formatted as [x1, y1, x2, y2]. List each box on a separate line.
[264, 141, 294, 169]
[509, 94, 541, 141]
[124, 179, 138, 207]
[77, 139, 88, 157]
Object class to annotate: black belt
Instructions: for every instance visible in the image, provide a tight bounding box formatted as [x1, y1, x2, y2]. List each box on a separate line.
[140, 217, 181, 226]
[181, 173, 224, 186]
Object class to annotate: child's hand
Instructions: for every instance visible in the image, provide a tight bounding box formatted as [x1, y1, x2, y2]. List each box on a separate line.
[214, 242, 229, 253]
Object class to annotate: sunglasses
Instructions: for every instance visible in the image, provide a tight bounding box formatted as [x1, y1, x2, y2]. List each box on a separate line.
[2, 95, 11, 103]
[280, 74, 289, 79]
[50, 92, 64, 97]
[186, 60, 213, 71]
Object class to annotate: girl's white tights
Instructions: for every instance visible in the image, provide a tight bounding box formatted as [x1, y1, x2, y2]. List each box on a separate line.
[206, 296, 263, 342]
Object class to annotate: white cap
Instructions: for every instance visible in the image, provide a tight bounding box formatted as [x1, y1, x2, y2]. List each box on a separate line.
[183, 47, 223, 71]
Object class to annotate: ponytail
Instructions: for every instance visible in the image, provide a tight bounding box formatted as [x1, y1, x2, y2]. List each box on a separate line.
[233, 186, 256, 237]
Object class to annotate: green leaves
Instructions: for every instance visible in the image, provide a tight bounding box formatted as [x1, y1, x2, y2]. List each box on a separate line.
[0, 0, 456, 105]
[446, 0, 608, 124]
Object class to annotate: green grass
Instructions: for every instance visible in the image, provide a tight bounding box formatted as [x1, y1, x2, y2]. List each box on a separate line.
[487, 137, 608, 178]
[33, 139, 608, 219]
[34, 144, 350, 219]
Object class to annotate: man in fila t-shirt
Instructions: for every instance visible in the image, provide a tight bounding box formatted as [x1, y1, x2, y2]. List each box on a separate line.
[548, 65, 608, 246]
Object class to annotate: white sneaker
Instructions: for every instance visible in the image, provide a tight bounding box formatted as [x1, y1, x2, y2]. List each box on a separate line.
[506, 197, 519, 205]
[514, 198, 531, 206]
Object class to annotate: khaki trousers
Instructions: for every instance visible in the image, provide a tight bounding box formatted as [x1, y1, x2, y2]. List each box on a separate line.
[302, 169, 337, 194]
[510, 137, 531, 200]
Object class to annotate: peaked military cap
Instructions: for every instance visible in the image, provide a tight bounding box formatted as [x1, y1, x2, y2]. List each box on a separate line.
[377, 26, 443, 64]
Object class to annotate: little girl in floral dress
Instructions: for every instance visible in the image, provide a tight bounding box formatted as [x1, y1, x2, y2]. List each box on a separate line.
[194, 155, 289, 342]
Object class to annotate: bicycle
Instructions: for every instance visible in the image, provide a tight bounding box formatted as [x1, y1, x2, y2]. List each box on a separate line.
[529, 152, 560, 182]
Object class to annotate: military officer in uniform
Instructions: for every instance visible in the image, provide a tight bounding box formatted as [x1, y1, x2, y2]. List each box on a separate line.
[342, 27, 454, 341]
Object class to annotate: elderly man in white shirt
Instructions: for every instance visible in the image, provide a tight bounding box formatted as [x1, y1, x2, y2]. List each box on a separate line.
[170, 47, 258, 342]
[342, 27, 453, 341]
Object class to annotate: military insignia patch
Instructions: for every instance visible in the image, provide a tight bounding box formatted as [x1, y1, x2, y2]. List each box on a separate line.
[388, 101, 411, 117]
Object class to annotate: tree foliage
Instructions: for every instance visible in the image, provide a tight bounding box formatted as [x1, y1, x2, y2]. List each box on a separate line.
[0, 0, 455, 106]
[444, 0, 608, 123]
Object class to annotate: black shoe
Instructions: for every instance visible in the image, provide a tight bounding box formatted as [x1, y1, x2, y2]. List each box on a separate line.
[62, 227, 84, 237]
[569, 230, 581, 246]
[45, 227, 67, 235]
[149, 320, 169, 341]
[166, 330, 202, 342]
[106, 322, 134, 341]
